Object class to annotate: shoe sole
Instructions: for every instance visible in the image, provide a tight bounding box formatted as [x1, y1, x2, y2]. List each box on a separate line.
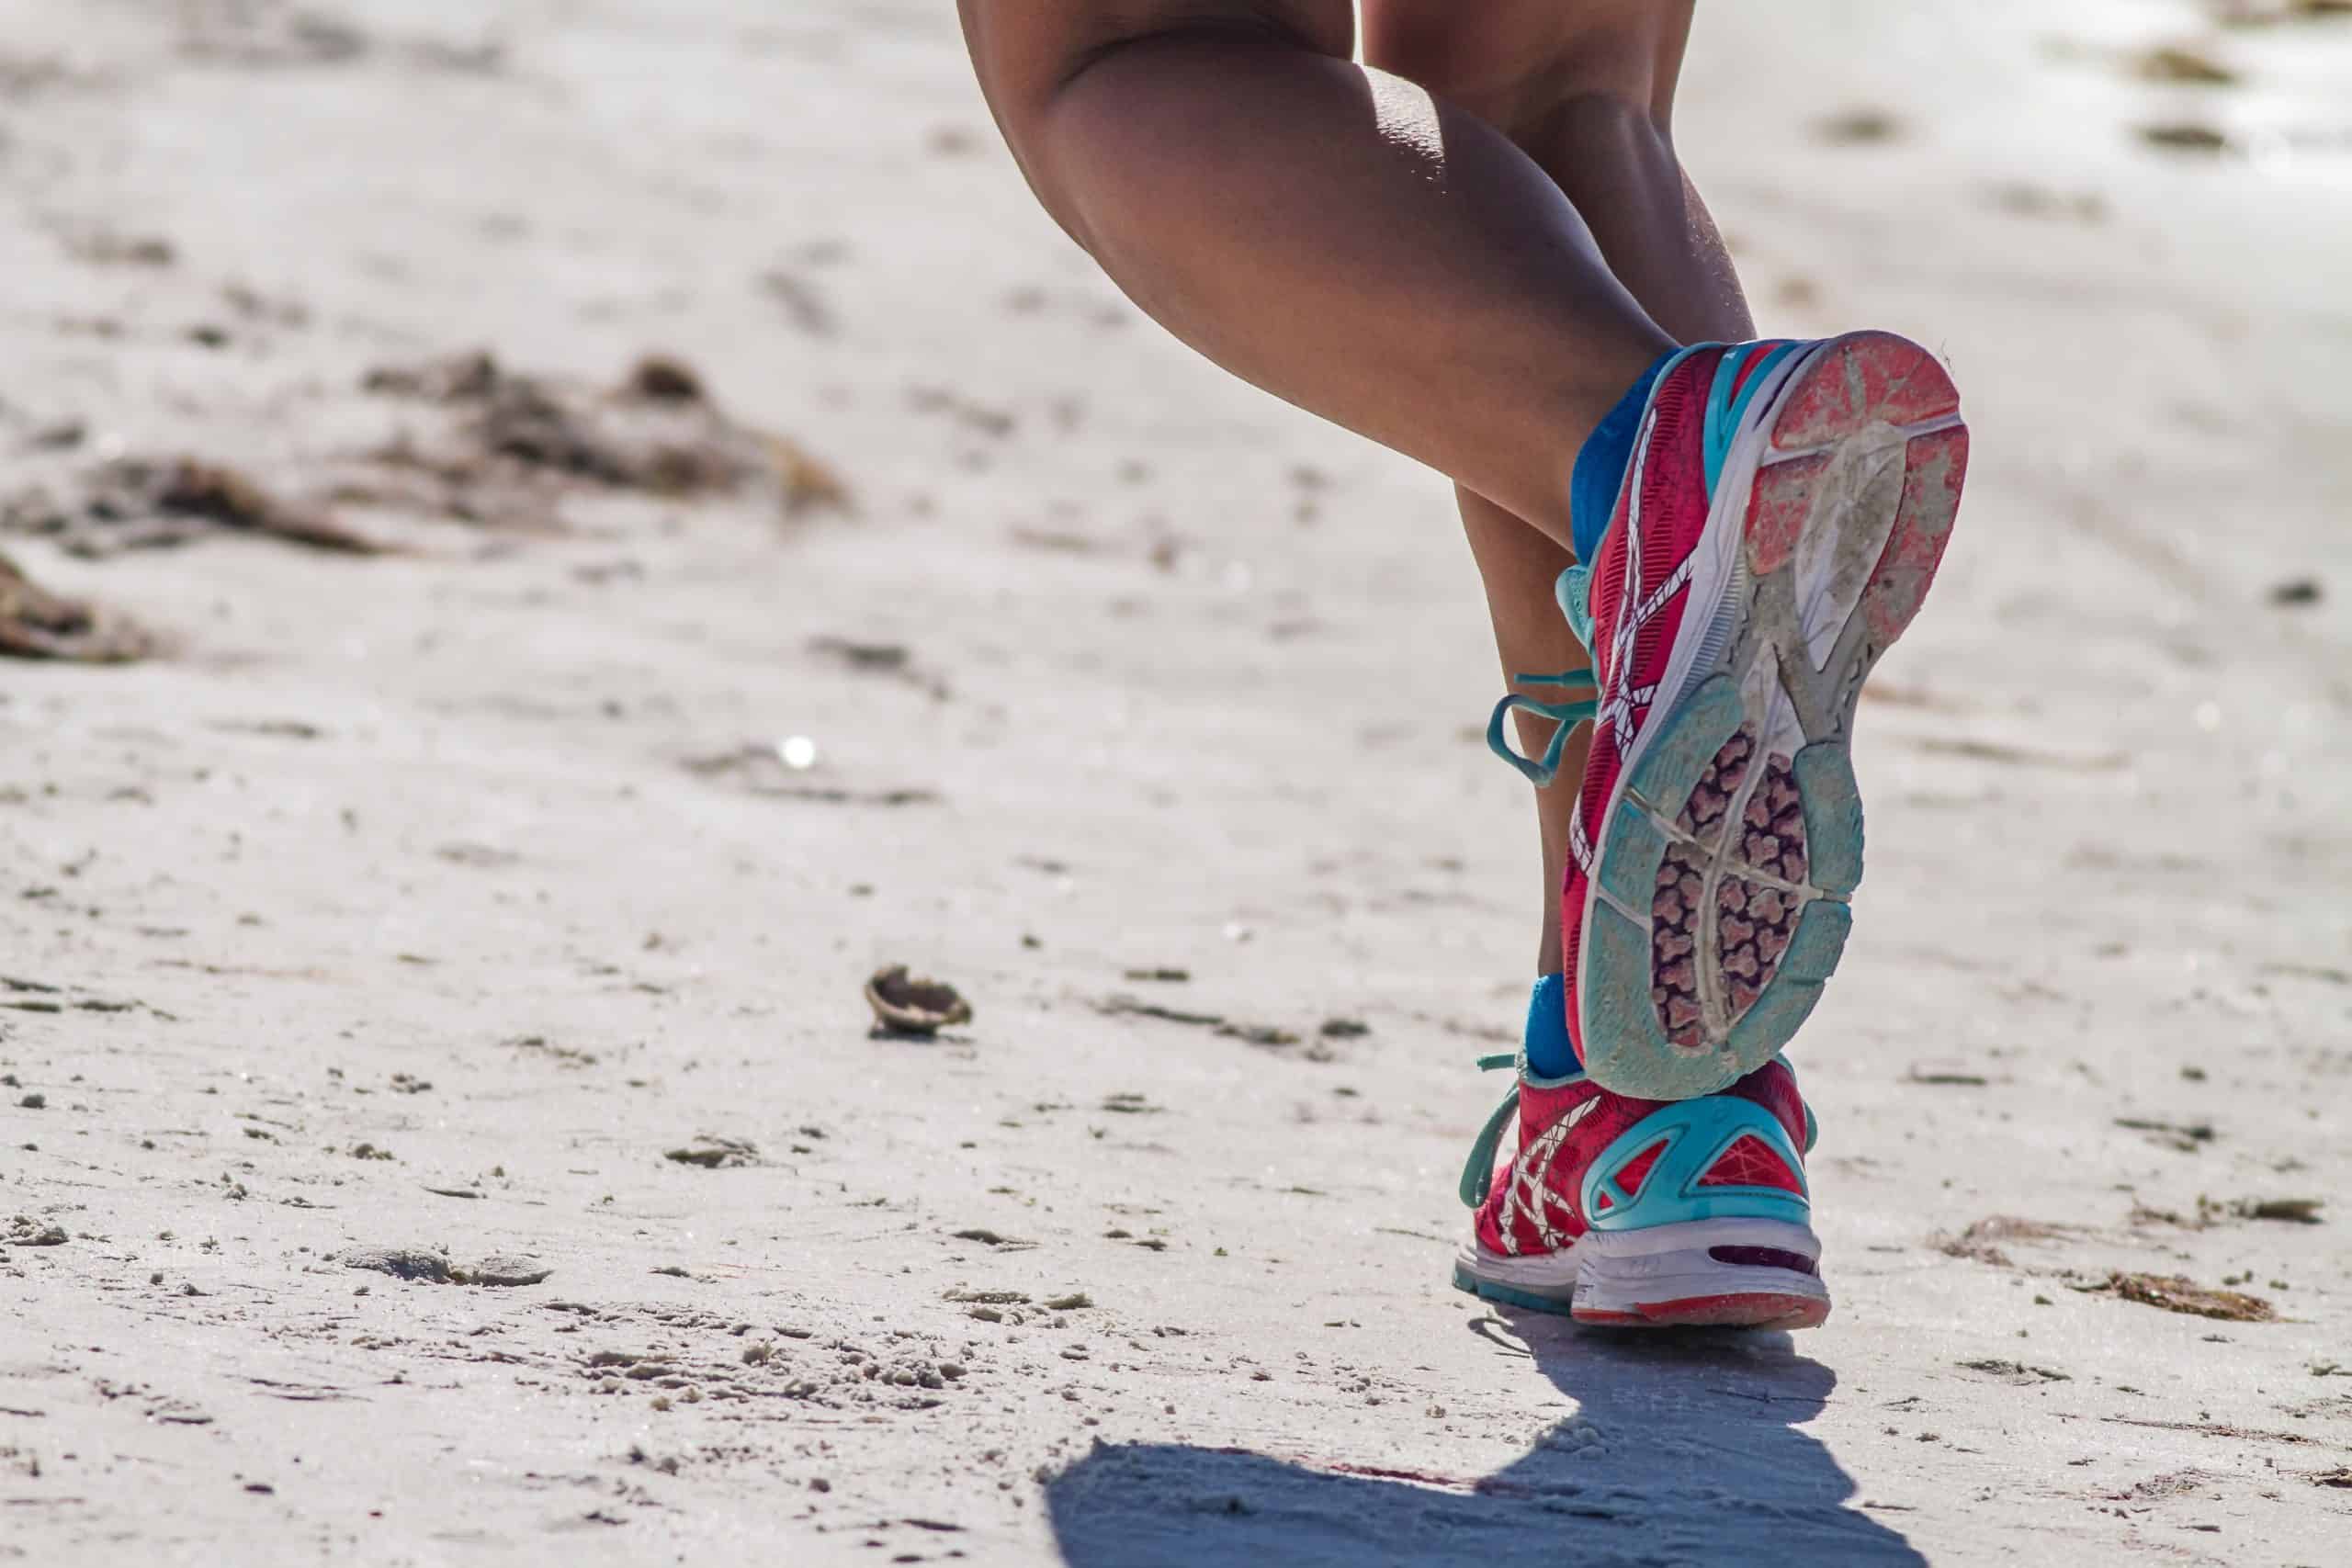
[1452, 1218, 1833, 1330]
[1577, 333, 1968, 1100]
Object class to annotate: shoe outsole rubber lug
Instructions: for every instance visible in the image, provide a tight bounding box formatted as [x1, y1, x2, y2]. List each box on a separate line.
[1724, 900, 1849, 1059]
[1627, 672, 1747, 809]
[1594, 804, 1669, 917]
[1582, 900, 1722, 1099]
[1577, 333, 1966, 1100]
[1792, 741, 1864, 897]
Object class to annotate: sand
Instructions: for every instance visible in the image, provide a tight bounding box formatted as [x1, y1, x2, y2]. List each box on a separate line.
[3, 1, 2350, 1562]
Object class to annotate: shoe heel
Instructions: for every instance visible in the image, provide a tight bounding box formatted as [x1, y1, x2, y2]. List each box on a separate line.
[1751, 331, 1968, 682]
[1577, 1095, 1811, 1231]
[1569, 1098, 1829, 1329]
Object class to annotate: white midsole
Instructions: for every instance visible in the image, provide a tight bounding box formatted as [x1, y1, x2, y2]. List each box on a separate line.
[1579, 1215, 1819, 1261]
[1459, 1217, 1827, 1309]
[1455, 1237, 1585, 1297]
[1574, 1258, 1829, 1315]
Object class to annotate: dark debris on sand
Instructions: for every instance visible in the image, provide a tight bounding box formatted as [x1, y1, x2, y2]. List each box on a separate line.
[1955, 1358, 2072, 1384]
[2139, 122, 2232, 155]
[340, 1247, 453, 1283]
[1, 351, 849, 570]
[683, 744, 938, 807]
[3, 456, 381, 558]
[348, 349, 851, 527]
[7, 1217, 70, 1247]
[1095, 993, 1303, 1050]
[2212, 1, 2352, 27]
[0, 548, 152, 662]
[666, 1135, 761, 1169]
[2134, 1194, 2325, 1229]
[339, 1246, 551, 1287]
[1935, 1214, 2087, 1268]
[2079, 1271, 2277, 1323]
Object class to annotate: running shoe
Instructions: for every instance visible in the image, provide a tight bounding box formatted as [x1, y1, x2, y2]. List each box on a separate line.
[1490, 333, 1968, 1099]
[1453, 1050, 1828, 1328]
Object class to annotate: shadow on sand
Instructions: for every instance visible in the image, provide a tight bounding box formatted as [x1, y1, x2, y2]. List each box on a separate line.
[1045, 1310, 1924, 1567]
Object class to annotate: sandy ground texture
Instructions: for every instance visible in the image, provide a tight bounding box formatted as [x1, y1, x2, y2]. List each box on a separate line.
[4, 1, 2351, 1563]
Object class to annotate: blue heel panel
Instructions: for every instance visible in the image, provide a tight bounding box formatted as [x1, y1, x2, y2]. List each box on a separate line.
[1571, 348, 1683, 564]
[1522, 973, 1578, 1081]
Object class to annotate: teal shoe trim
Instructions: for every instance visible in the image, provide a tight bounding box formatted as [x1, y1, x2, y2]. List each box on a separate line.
[1702, 340, 1806, 494]
[1579, 1095, 1811, 1232]
[1554, 562, 1596, 654]
[1700, 342, 1749, 495]
[1451, 1262, 1575, 1315]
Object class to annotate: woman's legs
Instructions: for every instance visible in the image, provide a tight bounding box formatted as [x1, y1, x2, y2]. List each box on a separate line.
[956, 1, 1758, 976]
[1363, 0, 1753, 346]
[957, 0, 1676, 543]
[1366, 0, 1758, 975]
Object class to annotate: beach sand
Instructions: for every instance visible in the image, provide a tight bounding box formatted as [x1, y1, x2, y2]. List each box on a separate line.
[3, 2, 2349, 1562]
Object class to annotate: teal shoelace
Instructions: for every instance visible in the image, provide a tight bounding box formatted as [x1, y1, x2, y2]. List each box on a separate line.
[1484, 562, 1599, 789]
[1456, 1053, 1523, 1208]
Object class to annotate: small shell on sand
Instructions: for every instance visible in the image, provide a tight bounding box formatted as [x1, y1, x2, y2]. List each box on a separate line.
[865, 964, 972, 1035]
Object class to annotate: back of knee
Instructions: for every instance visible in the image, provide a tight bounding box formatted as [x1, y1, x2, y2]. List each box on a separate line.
[964, 2, 1354, 245]
[1363, 6, 1672, 143]
[968, 1, 1351, 130]
[963, 1, 1354, 231]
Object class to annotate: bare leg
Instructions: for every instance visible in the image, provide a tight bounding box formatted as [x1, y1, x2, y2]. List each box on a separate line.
[958, 1, 1678, 542]
[1364, 1, 1753, 346]
[1366, 0, 1756, 976]
[1461, 488, 1589, 973]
